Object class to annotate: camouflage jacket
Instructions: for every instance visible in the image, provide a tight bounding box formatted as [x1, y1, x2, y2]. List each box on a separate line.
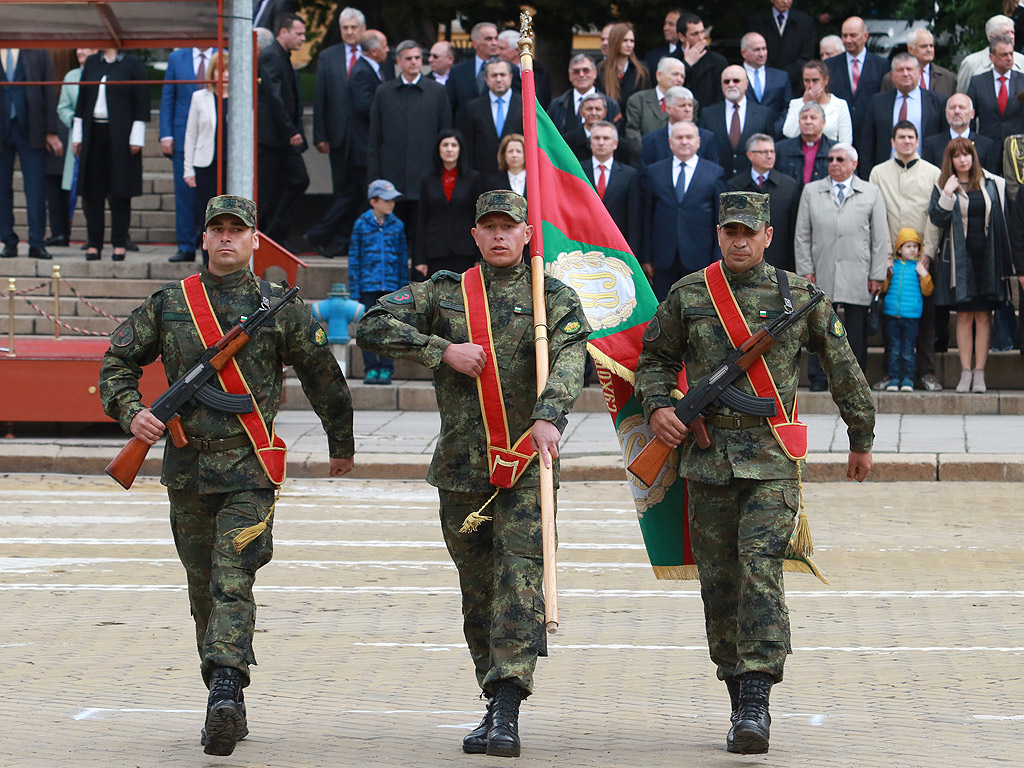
[356, 261, 591, 493]
[99, 267, 354, 492]
[635, 260, 874, 485]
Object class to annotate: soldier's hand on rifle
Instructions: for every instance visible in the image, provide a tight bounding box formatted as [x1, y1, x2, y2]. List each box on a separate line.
[650, 406, 688, 448]
[130, 408, 166, 446]
[442, 342, 487, 378]
[329, 457, 354, 477]
[530, 419, 562, 469]
[846, 450, 872, 482]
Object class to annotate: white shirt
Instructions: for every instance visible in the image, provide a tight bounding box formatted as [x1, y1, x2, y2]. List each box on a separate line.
[727, 97, 747, 131]
[490, 91, 509, 129]
[474, 55, 487, 77]
[846, 50, 866, 88]
[0, 48, 21, 75]
[743, 64, 766, 94]
[950, 127, 970, 140]
[993, 67, 1012, 99]
[432, 71, 449, 85]
[832, 176, 853, 203]
[672, 155, 698, 193]
[750, 168, 770, 186]
[193, 48, 214, 77]
[71, 54, 146, 147]
[592, 156, 615, 178]
[573, 86, 597, 117]
[401, 73, 422, 86]
[781, 94, 854, 144]
[507, 170, 526, 196]
[920, 62, 931, 90]
[890, 87, 923, 151]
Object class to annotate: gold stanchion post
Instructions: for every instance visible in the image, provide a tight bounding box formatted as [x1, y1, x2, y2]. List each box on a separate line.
[6, 277, 15, 357]
[52, 265, 61, 341]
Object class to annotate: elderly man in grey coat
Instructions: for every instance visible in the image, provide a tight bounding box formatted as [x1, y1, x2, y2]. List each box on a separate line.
[795, 142, 889, 389]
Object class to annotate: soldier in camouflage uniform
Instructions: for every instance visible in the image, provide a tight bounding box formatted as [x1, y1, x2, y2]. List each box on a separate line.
[356, 190, 590, 758]
[634, 192, 875, 755]
[99, 195, 355, 757]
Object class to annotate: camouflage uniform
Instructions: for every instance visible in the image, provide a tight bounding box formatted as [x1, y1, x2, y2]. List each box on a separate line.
[100, 248, 353, 687]
[356, 258, 590, 695]
[635, 193, 875, 684]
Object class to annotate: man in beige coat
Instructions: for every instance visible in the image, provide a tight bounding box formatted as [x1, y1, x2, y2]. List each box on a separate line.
[795, 142, 890, 389]
[868, 120, 944, 391]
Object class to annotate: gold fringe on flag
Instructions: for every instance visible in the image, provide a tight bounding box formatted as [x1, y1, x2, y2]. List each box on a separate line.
[230, 488, 279, 553]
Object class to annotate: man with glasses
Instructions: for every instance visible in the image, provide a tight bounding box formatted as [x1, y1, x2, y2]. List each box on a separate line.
[727, 134, 798, 270]
[700, 65, 773, 179]
[546, 54, 621, 134]
[427, 41, 455, 85]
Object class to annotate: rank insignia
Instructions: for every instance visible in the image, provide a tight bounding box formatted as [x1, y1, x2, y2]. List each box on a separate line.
[563, 318, 581, 333]
[312, 326, 328, 346]
[111, 321, 134, 347]
[387, 290, 414, 305]
[643, 316, 661, 342]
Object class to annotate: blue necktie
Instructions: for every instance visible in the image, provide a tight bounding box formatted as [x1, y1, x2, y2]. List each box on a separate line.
[752, 68, 763, 102]
[675, 162, 687, 201]
[495, 96, 506, 135]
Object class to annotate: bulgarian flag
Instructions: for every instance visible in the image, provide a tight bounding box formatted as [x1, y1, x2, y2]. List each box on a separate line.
[521, 62, 697, 579]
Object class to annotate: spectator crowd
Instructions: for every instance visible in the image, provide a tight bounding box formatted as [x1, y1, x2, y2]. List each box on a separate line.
[5, 1, 1024, 393]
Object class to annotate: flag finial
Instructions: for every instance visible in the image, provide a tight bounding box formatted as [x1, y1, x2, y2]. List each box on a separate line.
[518, 10, 535, 69]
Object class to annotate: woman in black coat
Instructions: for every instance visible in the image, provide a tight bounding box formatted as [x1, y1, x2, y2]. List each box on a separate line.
[415, 129, 481, 277]
[72, 49, 149, 261]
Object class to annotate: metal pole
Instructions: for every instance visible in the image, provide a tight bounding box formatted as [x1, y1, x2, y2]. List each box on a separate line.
[227, 0, 253, 200]
[6, 278, 15, 357]
[52, 265, 61, 341]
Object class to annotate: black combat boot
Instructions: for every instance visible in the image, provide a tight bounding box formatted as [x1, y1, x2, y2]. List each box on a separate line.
[724, 677, 741, 752]
[201, 687, 248, 746]
[203, 667, 245, 756]
[462, 695, 493, 754]
[486, 682, 526, 758]
[731, 671, 773, 754]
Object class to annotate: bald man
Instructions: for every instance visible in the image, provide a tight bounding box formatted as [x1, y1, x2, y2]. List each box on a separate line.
[825, 16, 889, 148]
[699, 65, 773, 178]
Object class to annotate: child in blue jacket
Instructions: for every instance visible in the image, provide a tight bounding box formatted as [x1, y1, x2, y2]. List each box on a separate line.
[883, 228, 934, 392]
[349, 179, 408, 384]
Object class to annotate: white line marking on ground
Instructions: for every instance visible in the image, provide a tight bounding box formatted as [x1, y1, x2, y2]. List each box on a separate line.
[354, 642, 1024, 653]
[74, 708, 204, 720]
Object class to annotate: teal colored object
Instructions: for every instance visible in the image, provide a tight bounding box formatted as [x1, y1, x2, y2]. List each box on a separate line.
[311, 284, 365, 344]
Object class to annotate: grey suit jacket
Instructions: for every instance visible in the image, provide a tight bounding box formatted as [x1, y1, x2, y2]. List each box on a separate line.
[624, 89, 667, 162]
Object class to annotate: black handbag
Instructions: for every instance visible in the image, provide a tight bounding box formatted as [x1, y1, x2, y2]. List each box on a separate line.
[866, 294, 883, 337]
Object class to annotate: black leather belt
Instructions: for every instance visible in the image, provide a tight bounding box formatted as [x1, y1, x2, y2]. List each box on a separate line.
[709, 414, 766, 429]
[184, 433, 250, 451]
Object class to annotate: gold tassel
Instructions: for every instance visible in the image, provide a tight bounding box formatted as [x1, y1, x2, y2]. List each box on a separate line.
[783, 461, 827, 582]
[230, 489, 279, 553]
[459, 487, 500, 534]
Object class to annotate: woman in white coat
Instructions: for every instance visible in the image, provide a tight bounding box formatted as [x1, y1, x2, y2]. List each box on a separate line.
[795, 142, 890, 389]
[780, 60, 853, 145]
[183, 51, 228, 260]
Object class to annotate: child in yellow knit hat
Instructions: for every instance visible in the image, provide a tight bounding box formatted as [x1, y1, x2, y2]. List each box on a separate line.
[882, 227, 934, 391]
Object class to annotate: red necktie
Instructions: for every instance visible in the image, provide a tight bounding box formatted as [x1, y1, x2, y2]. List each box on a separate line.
[919, 69, 927, 90]
[729, 104, 741, 151]
[660, 97, 665, 113]
[898, 93, 908, 122]
[196, 51, 207, 82]
[999, 76, 1008, 115]
[757, 174, 765, 190]
[851, 57, 860, 94]
[597, 164, 607, 199]
[348, 48, 357, 75]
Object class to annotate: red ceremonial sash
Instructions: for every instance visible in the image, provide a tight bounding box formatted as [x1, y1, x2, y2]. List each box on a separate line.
[703, 261, 808, 461]
[461, 265, 537, 489]
[181, 274, 287, 485]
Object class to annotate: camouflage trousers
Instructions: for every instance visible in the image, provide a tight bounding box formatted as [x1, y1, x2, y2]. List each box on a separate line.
[167, 487, 275, 688]
[687, 478, 799, 684]
[438, 487, 549, 696]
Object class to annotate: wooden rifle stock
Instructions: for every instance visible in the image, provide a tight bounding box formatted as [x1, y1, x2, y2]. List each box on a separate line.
[627, 414, 710, 487]
[105, 415, 186, 490]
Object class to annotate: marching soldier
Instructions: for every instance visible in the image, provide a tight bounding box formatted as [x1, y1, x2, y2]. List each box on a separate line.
[634, 192, 875, 754]
[99, 195, 355, 756]
[356, 190, 590, 758]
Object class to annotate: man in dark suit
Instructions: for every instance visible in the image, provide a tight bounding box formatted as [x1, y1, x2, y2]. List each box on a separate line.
[446, 22, 499, 120]
[0, 48, 60, 259]
[160, 46, 213, 261]
[826, 16, 889, 149]
[880, 28, 956, 98]
[459, 59, 523, 178]
[640, 86, 719, 167]
[306, 7, 367, 254]
[966, 35, 1024, 168]
[728, 134, 800, 271]
[547, 54, 621, 135]
[672, 13, 728, 112]
[860, 53, 948, 175]
[344, 30, 390, 226]
[368, 39, 452, 254]
[644, 8, 683, 75]
[700, 66, 774, 180]
[740, 31, 793, 129]
[746, 0, 817, 92]
[256, 13, 309, 243]
[427, 41, 455, 86]
[922, 92, 1000, 173]
[582, 121, 641, 254]
[641, 120, 727, 300]
[774, 101, 834, 189]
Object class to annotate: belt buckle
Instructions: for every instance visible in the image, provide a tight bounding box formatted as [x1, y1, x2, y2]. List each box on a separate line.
[197, 436, 211, 451]
[732, 414, 743, 429]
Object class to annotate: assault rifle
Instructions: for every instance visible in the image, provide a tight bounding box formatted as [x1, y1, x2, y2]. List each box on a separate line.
[628, 289, 825, 487]
[105, 284, 300, 489]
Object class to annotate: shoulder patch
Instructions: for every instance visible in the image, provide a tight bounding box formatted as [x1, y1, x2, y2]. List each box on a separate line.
[111, 321, 134, 347]
[385, 289, 415, 305]
[829, 312, 846, 338]
[311, 325, 328, 346]
[562, 315, 582, 334]
[643, 316, 661, 342]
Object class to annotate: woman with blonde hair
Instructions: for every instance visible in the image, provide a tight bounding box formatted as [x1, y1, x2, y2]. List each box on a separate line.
[598, 23, 650, 110]
[928, 137, 1013, 393]
[487, 133, 527, 196]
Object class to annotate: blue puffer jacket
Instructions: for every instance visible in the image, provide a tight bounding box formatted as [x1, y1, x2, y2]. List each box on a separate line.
[883, 258, 933, 319]
[348, 209, 408, 298]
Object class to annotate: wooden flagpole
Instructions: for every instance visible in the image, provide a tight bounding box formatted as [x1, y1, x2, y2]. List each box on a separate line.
[518, 11, 558, 635]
